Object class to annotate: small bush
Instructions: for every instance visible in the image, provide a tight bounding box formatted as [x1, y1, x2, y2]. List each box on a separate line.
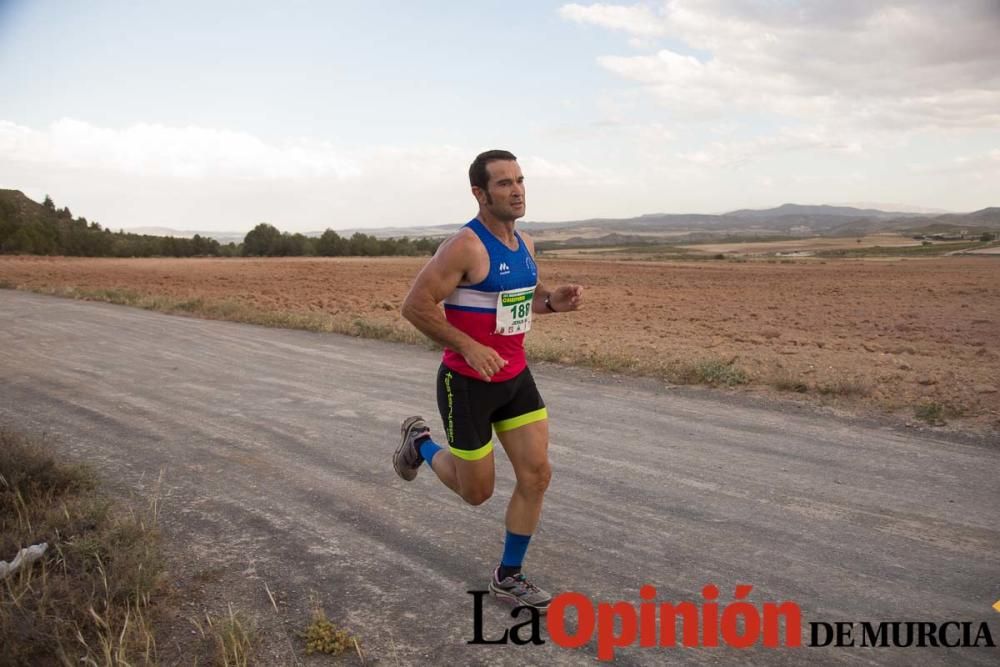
[302, 606, 355, 656]
[914, 402, 946, 425]
[771, 374, 809, 393]
[817, 379, 871, 397]
[680, 358, 749, 387]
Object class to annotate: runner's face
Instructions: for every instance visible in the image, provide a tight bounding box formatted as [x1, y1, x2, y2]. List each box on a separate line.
[481, 160, 526, 221]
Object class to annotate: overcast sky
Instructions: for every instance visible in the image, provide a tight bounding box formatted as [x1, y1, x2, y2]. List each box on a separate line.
[1, 1, 998, 233]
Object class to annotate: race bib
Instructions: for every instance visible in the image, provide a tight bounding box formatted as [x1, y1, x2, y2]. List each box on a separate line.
[495, 286, 535, 335]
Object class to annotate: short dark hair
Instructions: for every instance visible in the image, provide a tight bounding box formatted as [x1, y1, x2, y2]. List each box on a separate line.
[469, 150, 517, 190]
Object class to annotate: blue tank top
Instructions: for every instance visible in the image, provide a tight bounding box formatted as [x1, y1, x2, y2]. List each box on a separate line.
[441, 218, 539, 381]
[464, 219, 538, 292]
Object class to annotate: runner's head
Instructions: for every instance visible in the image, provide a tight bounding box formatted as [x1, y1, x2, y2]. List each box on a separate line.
[470, 150, 525, 222]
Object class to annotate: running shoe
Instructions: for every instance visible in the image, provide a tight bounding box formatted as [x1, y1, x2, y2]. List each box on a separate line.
[489, 567, 552, 612]
[394, 416, 430, 481]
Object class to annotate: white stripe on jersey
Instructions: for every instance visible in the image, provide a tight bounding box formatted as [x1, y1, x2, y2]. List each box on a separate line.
[443, 287, 498, 310]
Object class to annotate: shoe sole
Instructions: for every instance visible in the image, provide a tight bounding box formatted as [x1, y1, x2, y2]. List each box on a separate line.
[393, 416, 424, 481]
[488, 582, 551, 614]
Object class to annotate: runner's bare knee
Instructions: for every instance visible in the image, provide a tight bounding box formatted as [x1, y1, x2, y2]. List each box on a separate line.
[518, 459, 551, 496]
[460, 483, 494, 506]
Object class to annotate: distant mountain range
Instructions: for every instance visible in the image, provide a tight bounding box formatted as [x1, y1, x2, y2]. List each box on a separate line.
[518, 204, 1000, 242]
[25, 196, 1000, 243]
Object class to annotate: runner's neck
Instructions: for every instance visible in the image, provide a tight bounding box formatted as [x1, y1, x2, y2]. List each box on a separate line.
[476, 217, 519, 250]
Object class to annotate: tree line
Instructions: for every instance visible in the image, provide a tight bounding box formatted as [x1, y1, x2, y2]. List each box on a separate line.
[241, 223, 440, 257]
[0, 194, 441, 257]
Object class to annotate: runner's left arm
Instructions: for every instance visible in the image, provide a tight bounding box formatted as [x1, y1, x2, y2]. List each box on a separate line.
[520, 232, 584, 314]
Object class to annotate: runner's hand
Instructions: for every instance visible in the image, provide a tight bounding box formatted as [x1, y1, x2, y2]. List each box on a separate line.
[551, 284, 584, 312]
[462, 342, 507, 382]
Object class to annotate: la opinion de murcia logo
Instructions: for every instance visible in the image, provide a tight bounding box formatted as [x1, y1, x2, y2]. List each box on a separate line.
[466, 584, 998, 661]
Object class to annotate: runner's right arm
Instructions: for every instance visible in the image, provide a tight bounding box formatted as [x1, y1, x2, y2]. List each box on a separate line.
[401, 231, 508, 381]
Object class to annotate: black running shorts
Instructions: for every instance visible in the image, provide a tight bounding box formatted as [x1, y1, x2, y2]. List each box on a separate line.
[436, 363, 547, 461]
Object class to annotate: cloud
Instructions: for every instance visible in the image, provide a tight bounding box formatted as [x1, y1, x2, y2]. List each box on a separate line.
[560, 1, 1000, 130]
[0, 119, 361, 180]
[0, 118, 618, 230]
[911, 148, 1000, 176]
[0, 119, 474, 229]
[560, 3, 669, 38]
[675, 128, 863, 168]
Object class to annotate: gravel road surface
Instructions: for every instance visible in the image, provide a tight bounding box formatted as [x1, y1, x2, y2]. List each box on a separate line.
[1, 290, 997, 665]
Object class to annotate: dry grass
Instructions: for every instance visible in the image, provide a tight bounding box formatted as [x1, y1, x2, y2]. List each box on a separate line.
[0, 427, 268, 666]
[816, 378, 872, 398]
[677, 358, 750, 387]
[526, 340, 750, 388]
[28, 284, 428, 346]
[913, 402, 962, 426]
[192, 603, 256, 667]
[769, 371, 810, 394]
[0, 427, 162, 666]
[768, 372, 872, 398]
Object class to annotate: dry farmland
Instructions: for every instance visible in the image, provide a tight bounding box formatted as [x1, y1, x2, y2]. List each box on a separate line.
[1, 255, 998, 433]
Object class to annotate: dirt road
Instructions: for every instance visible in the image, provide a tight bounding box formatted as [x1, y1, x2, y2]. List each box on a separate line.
[1, 290, 997, 665]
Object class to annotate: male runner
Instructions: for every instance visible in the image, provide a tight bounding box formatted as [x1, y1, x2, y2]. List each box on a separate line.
[393, 149, 583, 611]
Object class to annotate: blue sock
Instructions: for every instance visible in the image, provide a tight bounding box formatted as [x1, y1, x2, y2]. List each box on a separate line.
[498, 531, 531, 580]
[418, 437, 442, 467]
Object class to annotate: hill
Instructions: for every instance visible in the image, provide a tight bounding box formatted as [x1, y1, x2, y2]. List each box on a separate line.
[725, 203, 911, 220]
[0, 190, 230, 257]
[828, 207, 1000, 236]
[541, 205, 999, 240]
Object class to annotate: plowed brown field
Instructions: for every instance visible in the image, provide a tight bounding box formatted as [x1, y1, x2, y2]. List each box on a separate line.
[2, 255, 998, 434]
